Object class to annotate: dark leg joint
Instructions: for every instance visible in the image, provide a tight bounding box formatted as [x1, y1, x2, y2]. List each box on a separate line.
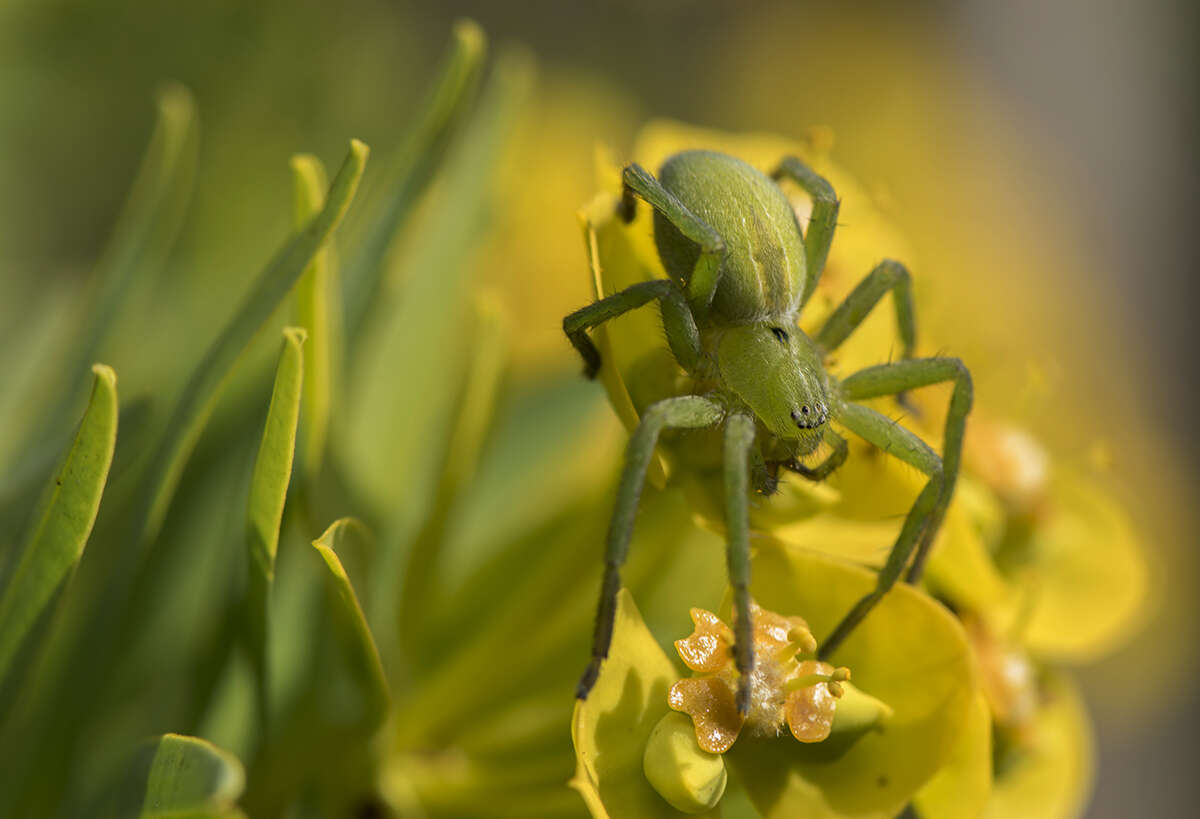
[617, 183, 637, 223]
[576, 660, 602, 700]
[563, 323, 602, 380]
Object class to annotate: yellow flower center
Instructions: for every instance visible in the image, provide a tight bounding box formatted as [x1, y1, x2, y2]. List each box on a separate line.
[667, 602, 851, 752]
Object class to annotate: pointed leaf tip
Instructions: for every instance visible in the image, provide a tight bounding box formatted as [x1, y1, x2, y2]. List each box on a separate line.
[0, 363, 118, 704]
[452, 19, 487, 56]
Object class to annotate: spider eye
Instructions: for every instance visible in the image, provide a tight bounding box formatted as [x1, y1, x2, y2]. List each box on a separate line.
[770, 327, 789, 343]
[801, 405, 810, 415]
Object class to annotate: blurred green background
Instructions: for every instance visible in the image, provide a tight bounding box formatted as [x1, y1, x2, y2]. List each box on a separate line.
[1, 0, 1196, 816]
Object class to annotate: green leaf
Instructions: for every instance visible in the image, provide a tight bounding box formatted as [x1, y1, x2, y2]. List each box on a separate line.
[0, 364, 117, 699]
[59, 86, 196, 407]
[135, 139, 367, 550]
[342, 50, 531, 523]
[398, 294, 509, 658]
[133, 733, 245, 818]
[73, 85, 198, 374]
[291, 155, 340, 482]
[312, 518, 390, 730]
[3, 85, 194, 494]
[8, 142, 368, 811]
[343, 18, 487, 340]
[245, 327, 306, 725]
[238, 523, 383, 818]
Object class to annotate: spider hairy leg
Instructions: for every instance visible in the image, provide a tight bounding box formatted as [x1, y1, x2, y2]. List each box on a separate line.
[817, 259, 916, 361]
[577, 395, 724, 701]
[621, 163, 726, 315]
[562, 278, 701, 378]
[818, 400, 943, 659]
[723, 413, 757, 715]
[771, 156, 840, 304]
[787, 427, 849, 481]
[841, 357, 972, 582]
[819, 356, 972, 658]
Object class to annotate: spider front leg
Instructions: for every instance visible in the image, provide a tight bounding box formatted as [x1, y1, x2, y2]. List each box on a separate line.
[818, 357, 972, 659]
[577, 395, 724, 701]
[620, 163, 726, 315]
[563, 278, 700, 378]
[786, 427, 849, 481]
[724, 413, 757, 714]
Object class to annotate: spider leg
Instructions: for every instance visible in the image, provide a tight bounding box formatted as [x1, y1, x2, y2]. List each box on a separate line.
[817, 259, 919, 411]
[842, 358, 972, 581]
[724, 413, 757, 714]
[816, 259, 916, 362]
[620, 163, 726, 316]
[818, 403, 942, 658]
[577, 395, 724, 701]
[785, 427, 849, 481]
[771, 157, 839, 306]
[819, 357, 972, 659]
[563, 278, 700, 378]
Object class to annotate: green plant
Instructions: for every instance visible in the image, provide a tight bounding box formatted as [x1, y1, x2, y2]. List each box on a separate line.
[0, 20, 586, 817]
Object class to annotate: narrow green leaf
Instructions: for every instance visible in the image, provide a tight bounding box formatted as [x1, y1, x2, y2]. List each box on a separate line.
[398, 294, 509, 656]
[245, 327, 306, 726]
[342, 49, 532, 522]
[42, 86, 197, 443]
[7, 86, 194, 494]
[312, 519, 390, 730]
[343, 19, 487, 340]
[136, 139, 368, 550]
[290, 155, 340, 482]
[0, 364, 117, 696]
[7, 143, 368, 808]
[138, 733, 245, 818]
[78, 84, 199, 370]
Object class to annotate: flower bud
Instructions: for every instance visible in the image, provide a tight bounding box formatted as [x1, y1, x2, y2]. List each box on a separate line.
[643, 711, 728, 813]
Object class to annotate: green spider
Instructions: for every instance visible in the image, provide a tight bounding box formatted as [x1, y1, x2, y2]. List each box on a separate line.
[564, 150, 973, 713]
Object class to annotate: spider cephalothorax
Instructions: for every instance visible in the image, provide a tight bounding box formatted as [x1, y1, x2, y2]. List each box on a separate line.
[565, 149, 972, 713]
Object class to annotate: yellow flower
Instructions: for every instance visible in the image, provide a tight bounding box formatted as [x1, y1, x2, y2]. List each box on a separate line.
[667, 603, 852, 752]
[572, 547, 974, 819]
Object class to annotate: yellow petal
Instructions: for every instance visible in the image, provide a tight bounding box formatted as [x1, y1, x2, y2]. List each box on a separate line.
[727, 545, 975, 819]
[988, 469, 1148, 661]
[578, 192, 677, 489]
[827, 680, 894, 737]
[643, 712, 729, 814]
[914, 692, 994, 819]
[570, 589, 720, 818]
[982, 673, 1093, 819]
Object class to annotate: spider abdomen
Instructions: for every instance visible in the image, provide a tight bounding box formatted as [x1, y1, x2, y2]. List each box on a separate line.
[654, 150, 808, 321]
